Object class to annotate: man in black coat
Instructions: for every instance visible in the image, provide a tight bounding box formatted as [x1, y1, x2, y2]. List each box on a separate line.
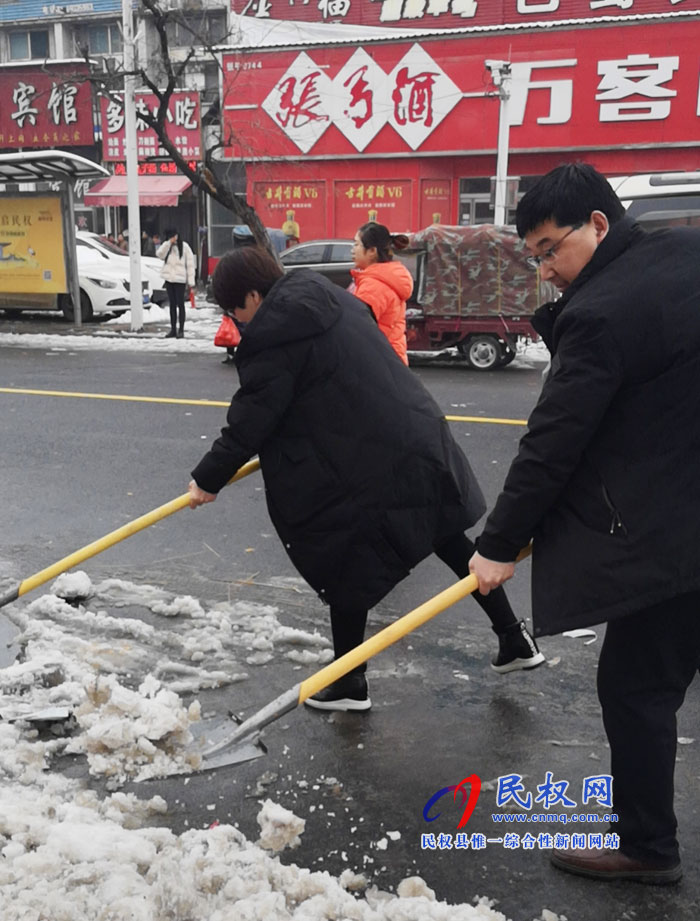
[188, 247, 542, 712]
[470, 163, 700, 885]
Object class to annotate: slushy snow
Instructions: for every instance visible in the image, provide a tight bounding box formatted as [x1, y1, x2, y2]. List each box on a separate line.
[0, 568, 566, 920]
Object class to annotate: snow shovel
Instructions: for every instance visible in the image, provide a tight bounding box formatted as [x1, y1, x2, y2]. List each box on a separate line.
[200, 545, 532, 768]
[0, 458, 261, 611]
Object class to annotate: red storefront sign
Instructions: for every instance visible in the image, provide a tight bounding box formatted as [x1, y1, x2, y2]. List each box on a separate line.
[222, 22, 700, 160]
[230, 0, 700, 29]
[252, 180, 327, 239]
[100, 91, 201, 162]
[0, 66, 93, 148]
[334, 179, 413, 234]
[419, 180, 452, 228]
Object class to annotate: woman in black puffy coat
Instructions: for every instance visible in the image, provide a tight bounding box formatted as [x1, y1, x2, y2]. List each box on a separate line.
[188, 247, 543, 711]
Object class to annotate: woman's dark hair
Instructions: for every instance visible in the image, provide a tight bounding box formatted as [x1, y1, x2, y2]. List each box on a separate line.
[515, 163, 626, 237]
[163, 227, 182, 259]
[357, 222, 409, 263]
[212, 246, 284, 315]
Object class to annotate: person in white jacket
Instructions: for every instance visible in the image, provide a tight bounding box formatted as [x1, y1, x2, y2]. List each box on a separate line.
[156, 228, 196, 338]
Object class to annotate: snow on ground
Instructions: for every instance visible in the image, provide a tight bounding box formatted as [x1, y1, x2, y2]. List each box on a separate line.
[0, 570, 563, 921]
[0, 297, 550, 366]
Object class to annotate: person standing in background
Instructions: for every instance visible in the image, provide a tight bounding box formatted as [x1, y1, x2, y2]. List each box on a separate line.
[350, 222, 413, 365]
[142, 230, 156, 257]
[157, 228, 195, 339]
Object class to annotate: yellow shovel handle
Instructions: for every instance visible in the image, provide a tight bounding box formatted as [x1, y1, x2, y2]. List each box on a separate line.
[16, 458, 261, 599]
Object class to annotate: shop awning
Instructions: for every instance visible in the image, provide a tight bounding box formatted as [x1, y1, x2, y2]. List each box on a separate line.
[84, 175, 192, 207]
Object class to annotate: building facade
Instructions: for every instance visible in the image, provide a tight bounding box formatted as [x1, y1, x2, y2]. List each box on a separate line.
[219, 3, 700, 242]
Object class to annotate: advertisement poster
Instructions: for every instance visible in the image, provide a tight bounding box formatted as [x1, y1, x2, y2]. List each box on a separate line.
[334, 180, 412, 236]
[252, 180, 327, 240]
[0, 196, 66, 294]
[419, 180, 452, 228]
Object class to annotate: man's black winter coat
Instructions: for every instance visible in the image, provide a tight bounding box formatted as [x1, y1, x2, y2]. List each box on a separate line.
[478, 217, 700, 636]
[192, 270, 485, 611]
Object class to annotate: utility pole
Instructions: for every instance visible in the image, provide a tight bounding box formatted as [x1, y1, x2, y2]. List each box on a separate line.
[122, 0, 143, 331]
[486, 60, 512, 227]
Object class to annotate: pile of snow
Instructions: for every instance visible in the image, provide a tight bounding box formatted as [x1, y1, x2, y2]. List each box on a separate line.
[0, 730, 526, 921]
[0, 570, 566, 921]
[0, 572, 332, 782]
[68, 674, 203, 783]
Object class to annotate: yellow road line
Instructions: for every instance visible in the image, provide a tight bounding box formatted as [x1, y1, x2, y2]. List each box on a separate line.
[0, 386, 229, 408]
[0, 387, 528, 426]
[445, 414, 526, 426]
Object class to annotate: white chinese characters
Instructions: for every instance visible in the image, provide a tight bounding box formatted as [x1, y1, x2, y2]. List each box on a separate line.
[597, 53, 679, 121]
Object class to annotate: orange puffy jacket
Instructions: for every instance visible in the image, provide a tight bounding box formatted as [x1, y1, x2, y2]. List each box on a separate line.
[350, 260, 413, 365]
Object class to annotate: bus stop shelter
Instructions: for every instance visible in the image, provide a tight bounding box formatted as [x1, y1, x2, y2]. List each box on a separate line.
[0, 150, 108, 326]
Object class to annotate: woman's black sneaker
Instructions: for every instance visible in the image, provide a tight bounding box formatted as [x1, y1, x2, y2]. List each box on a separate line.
[491, 620, 545, 673]
[304, 674, 371, 711]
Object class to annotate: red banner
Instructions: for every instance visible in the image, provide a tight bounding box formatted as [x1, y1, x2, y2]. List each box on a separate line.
[252, 180, 327, 240]
[100, 91, 201, 162]
[222, 22, 700, 159]
[0, 65, 93, 149]
[230, 0, 699, 30]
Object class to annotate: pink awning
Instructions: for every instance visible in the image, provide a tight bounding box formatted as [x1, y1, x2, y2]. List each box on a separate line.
[84, 175, 192, 207]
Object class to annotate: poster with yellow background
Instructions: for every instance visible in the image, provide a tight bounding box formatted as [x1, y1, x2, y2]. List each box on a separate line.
[0, 196, 66, 294]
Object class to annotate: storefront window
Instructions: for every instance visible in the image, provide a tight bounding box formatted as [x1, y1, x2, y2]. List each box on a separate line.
[459, 176, 540, 226]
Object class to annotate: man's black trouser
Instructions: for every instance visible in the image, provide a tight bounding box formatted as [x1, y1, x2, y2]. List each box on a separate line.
[597, 590, 700, 865]
[329, 531, 517, 676]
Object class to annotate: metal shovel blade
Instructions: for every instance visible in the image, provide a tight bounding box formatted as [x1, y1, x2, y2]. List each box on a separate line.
[188, 713, 268, 770]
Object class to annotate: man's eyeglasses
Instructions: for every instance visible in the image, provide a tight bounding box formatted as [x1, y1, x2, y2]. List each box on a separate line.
[527, 223, 583, 268]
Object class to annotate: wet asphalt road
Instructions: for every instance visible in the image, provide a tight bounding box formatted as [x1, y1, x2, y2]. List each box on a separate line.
[1, 337, 699, 921]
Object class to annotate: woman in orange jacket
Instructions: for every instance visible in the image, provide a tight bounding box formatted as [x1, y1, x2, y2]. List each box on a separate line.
[350, 222, 413, 365]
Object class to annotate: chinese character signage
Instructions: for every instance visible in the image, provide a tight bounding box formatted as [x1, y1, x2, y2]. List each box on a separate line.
[112, 160, 198, 176]
[100, 91, 201, 162]
[334, 180, 412, 235]
[0, 0, 120, 22]
[252, 181, 327, 239]
[0, 67, 93, 148]
[222, 22, 700, 159]
[231, 0, 700, 28]
[0, 197, 66, 295]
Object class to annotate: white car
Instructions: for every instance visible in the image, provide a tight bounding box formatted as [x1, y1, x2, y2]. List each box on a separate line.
[0, 242, 152, 322]
[76, 231, 166, 308]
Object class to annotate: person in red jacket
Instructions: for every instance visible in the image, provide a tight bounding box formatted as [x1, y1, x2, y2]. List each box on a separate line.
[350, 222, 413, 365]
